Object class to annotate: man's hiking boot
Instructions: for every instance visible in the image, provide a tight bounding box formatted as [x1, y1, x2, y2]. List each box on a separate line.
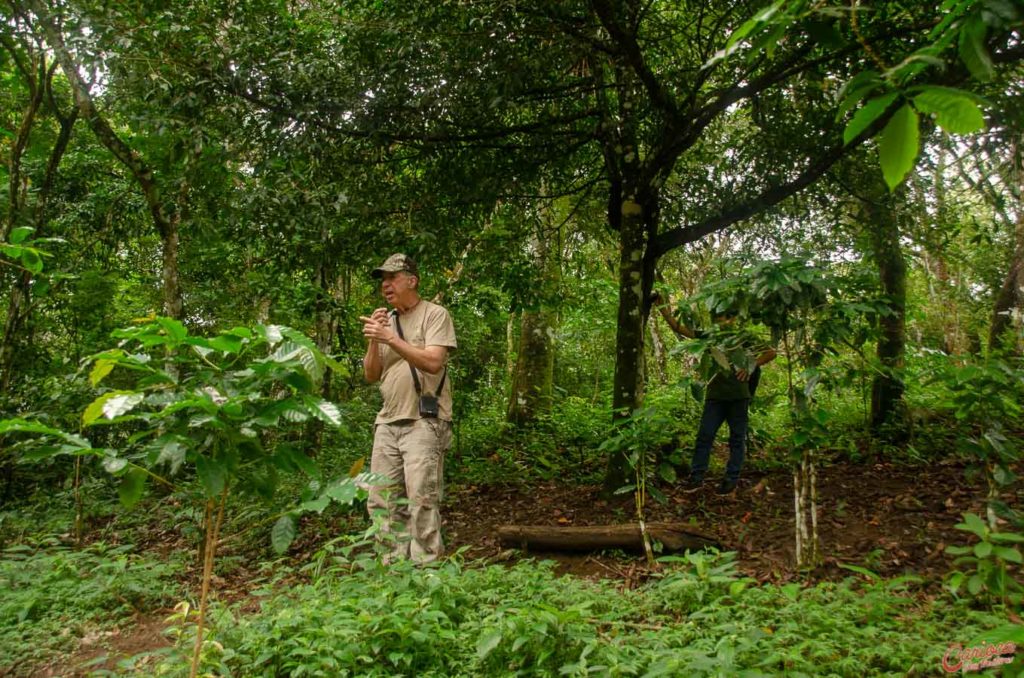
[716, 478, 739, 495]
[682, 477, 704, 493]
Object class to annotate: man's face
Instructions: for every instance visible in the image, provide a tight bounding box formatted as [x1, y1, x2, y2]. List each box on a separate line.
[380, 271, 416, 306]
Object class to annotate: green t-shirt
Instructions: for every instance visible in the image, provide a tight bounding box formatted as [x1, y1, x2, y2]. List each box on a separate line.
[706, 367, 754, 401]
[695, 327, 768, 402]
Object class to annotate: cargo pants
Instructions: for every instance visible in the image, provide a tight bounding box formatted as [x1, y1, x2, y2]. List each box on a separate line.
[367, 417, 452, 563]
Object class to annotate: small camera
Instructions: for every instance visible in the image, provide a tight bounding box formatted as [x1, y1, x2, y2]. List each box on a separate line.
[419, 392, 439, 418]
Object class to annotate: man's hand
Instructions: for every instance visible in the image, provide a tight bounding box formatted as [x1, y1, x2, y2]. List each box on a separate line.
[735, 368, 751, 382]
[360, 308, 394, 345]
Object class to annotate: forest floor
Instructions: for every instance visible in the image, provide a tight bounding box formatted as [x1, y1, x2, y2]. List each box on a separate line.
[445, 458, 1007, 585]
[30, 457, 1017, 677]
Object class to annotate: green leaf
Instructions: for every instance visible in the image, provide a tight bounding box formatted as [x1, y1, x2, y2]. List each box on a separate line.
[8, 227, 34, 245]
[104, 392, 145, 420]
[878, 103, 919, 190]
[298, 495, 330, 514]
[83, 391, 143, 426]
[21, 248, 43, 275]
[260, 324, 284, 347]
[321, 353, 350, 377]
[89, 359, 117, 387]
[155, 440, 187, 475]
[272, 341, 323, 384]
[118, 469, 147, 508]
[990, 532, 1024, 543]
[836, 563, 880, 580]
[273, 445, 320, 477]
[725, 1, 782, 50]
[947, 571, 965, 593]
[325, 479, 360, 505]
[209, 334, 244, 354]
[195, 455, 227, 497]
[843, 92, 898, 145]
[280, 401, 310, 423]
[476, 629, 503, 659]
[156, 318, 187, 343]
[958, 16, 994, 82]
[271, 515, 297, 555]
[994, 546, 1022, 564]
[0, 418, 91, 448]
[709, 347, 730, 370]
[958, 513, 988, 538]
[102, 456, 128, 474]
[303, 397, 342, 427]
[974, 541, 993, 558]
[835, 71, 883, 120]
[967, 574, 984, 595]
[931, 0, 972, 39]
[968, 623, 1024, 648]
[913, 87, 985, 134]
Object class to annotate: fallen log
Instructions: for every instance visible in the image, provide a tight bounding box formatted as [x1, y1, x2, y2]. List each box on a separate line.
[496, 522, 722, 555]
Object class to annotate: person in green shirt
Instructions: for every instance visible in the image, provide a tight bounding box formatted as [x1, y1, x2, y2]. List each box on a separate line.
[656, 297, 776, 495]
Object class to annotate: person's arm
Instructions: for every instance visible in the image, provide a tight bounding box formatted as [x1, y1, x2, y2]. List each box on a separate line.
[653, 294, 695, 339]
[386, 338, 448, 375]
[361, 308, 389, 383]
[736, 348, 777, 381]
[756, 347, 777, 366]
[361, 313, 448, 375]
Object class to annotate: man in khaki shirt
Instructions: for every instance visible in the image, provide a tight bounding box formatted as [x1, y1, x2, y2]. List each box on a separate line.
[360, 254, 456, 562]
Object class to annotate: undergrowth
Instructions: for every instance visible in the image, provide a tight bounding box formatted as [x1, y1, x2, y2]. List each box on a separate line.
[0, 539, 183, 675]
[137, 550, 1016, 677]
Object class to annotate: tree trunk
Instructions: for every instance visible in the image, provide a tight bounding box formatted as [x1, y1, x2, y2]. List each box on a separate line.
[603, 194, 656, 494]
[507, 309, 556, 425]
[496, 522, 720, 554]
[927, 149, 965, 354]
[989, 208, 1024, 354]
[647, 312, 667, 386]
[507, 219, 559, 426]
[863, 191, 907, 434]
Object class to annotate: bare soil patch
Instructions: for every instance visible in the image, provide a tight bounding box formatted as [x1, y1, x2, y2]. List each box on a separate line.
[445, 459, 1010, 585]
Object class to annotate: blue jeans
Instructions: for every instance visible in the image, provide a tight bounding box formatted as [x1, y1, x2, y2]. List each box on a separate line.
[689, 399, 750, 483]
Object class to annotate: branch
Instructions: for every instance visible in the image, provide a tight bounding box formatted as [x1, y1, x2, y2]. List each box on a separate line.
[589, 0, 681, 120]
[30, 0, 173, 241]
[651, 107, 896, 257]
[219, 72, 598, 146]
[0, 30, 35, 90]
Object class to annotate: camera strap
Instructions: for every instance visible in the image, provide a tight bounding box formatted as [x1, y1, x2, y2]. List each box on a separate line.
[393, 312, 447, 396]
